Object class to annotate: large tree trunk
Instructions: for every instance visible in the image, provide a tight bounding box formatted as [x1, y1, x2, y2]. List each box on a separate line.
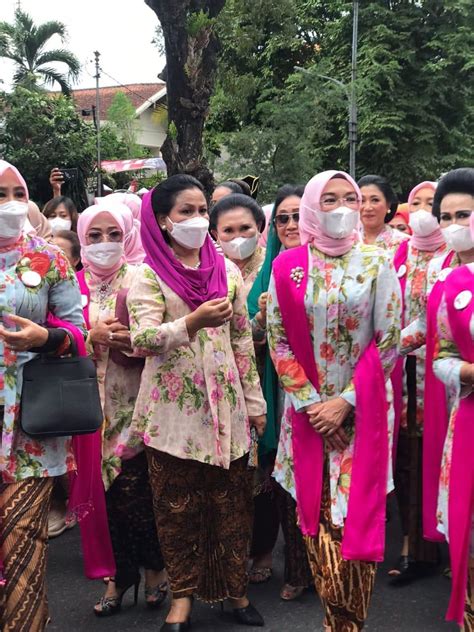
[145, 0, 226, 192]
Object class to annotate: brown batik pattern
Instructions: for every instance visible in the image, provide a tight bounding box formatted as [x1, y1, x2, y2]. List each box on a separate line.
[0, 477, 53, 632]
[146, 449, 254, 603]
[105, 452, 164, 588]
[304, 473, 377, 631]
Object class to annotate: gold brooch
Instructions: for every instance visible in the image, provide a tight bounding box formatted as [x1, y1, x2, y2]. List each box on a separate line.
[290, 266, 304, 288]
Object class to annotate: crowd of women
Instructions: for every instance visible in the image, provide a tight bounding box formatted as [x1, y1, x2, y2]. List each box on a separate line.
[0, 157, 472, 632]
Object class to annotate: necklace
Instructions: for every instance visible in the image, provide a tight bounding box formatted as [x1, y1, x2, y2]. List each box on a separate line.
[173, 252, 200, 270]
[97, 281, 113, 307]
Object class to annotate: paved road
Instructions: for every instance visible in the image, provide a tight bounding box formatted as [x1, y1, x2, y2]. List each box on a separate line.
[47, 497, 458, 631]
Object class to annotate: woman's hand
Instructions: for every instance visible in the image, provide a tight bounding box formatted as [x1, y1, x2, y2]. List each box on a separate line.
[256, 292, 269, 328]
[460, 362, 474, 385]
[249, 414, 266, 437]
[89, 317, 132, 352]
[49, 167, 64, 196]
[308, 397, 353, 436]
[0, 315, 48, 351]
[324, 427, 350, 453]
[185, 298, 233, 337]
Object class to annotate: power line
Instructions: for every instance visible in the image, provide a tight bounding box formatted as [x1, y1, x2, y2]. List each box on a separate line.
[98, 66, 167, 111]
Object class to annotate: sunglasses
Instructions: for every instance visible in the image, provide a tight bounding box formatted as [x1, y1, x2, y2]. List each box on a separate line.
[274, 212, 300, 226]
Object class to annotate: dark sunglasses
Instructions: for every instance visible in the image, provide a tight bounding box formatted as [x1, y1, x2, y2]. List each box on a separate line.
[274, 212, 300, 226]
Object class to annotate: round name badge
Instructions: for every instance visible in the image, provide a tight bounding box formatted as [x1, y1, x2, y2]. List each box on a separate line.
[397, 264, 407, 278]
[454, 290, 472, 311]
[438, 268, 452, 282]
[21, 270, 42, 288]
[81, 294, 89, 308]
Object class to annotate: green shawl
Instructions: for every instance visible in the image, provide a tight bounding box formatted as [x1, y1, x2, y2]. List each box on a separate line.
[247, 205, 282, 457]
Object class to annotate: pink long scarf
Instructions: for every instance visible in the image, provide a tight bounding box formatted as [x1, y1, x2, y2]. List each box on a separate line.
[273, 244, 389, 561]
[46, 314, 115, 579]
[391, 240, 409, 465]
[423, 250, 456, 542]
[443, 265, 474, 625]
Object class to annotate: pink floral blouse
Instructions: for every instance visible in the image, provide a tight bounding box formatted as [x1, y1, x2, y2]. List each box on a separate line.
[126, 259, 266, 469]
[267, 243, 401, 527]
[84, 264, 142, 489]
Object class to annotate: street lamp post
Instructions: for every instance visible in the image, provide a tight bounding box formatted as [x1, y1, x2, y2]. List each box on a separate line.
[294, 0, 359, 178]
[349, 0, 359, 179]
[94, 51, 102, 196]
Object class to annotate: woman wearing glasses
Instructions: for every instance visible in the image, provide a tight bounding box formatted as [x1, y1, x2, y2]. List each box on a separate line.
[358, 174, 410, 255]
[267, 170, 401, 631]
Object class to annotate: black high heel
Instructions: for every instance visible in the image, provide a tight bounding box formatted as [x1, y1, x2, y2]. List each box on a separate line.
[232, 602, 264, 627]
[145, 580, 168, 609]
[160, 596, 193, 631]
[94, 576, 141, 617]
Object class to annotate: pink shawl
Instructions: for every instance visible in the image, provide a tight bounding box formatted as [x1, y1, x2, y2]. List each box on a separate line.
[391, 240, 410, 465]
[273, 244, 389, 561]
[423, 250, 456, 542]
[299, 170, 361, 256]
[443, 265, 474, 625]
[408, 181, 437, 206]
[94, 194, 145, 265]
[46, 314, 115, 579]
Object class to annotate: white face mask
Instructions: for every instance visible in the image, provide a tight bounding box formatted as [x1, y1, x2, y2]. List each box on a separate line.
[49, 216, 72, 233]
[84, 242, 124, 269]
[409, 209, 439, 237]
[220, 234, 258, 260]
[441, 224, 474, 253]
[315, 206, 359, 239]
[166, 216, 209, 249]
[0, 201, 28, 239]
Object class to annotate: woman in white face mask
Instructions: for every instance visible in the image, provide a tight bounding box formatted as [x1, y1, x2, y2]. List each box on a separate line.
[42, 196, 78, 235]
[76, 204, 167, 617]
[389, 180, 447, 584]
[210, 193, 266, 298]
[126, 175, 267, 630]
[359, 174, 410, 255]
[0, 160, 85, 631]
[403, 169, 474, 626]
[266, 170, 401, 632]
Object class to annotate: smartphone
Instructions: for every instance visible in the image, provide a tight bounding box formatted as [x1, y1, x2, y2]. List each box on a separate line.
[60, 168, 79, 182]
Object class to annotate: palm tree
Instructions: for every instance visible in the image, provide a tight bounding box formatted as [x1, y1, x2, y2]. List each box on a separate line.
[0, 9, 80, 95]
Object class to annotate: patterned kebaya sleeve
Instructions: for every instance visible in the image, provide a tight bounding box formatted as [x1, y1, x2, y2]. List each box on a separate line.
[341, 256, 402, 406]
[228, 264, 267, 417]
[127, 264, 191, 355]
[433, 293, 467, 400]
[267, 271, 320, 411]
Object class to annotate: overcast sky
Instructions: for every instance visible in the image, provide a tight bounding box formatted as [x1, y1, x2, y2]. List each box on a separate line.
[2, 0, 165, 91]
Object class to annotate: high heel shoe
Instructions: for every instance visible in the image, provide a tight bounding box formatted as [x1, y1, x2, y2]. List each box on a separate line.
[232, 602, 264, 627]
[159, 621, 191, 631]
[93, 576, 141, 617]
[160, 597, 193, 631]
[145, 580, 168, 609]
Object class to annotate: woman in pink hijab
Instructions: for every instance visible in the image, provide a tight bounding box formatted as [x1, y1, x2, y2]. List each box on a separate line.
[77, 204, 166, 617]
[94, 194, 145, 264]
[267, 170, 401, 631]
[389, 179, 447, 584]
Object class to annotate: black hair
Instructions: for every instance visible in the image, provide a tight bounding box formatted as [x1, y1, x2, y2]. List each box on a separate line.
[54, 229, 81, 266]
[42, 196, 79, 231]
[432, 168, 474, 220]
[357, 174, 398, 222]
[214, 180, 248, 196]
[151, 174, 205, 218]
[273, 184, 305, 216]
[209, 193, 266, 232]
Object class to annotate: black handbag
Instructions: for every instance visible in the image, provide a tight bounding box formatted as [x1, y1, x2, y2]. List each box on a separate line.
[20, 345, 103, 438]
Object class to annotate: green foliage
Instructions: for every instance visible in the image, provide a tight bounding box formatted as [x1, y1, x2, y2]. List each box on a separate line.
[106, 92, 141, 157]
[0, 87, 95, 202]
[0, 9, 80, 95]
[187, 9, 214, 37]
[207, 0, 474, 200]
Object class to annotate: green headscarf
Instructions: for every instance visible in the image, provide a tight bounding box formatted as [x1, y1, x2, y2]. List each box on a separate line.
[247, 185, 303, 457]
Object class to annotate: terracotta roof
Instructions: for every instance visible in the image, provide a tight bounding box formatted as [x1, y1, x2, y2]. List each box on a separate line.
[64, 82, 165, 121]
